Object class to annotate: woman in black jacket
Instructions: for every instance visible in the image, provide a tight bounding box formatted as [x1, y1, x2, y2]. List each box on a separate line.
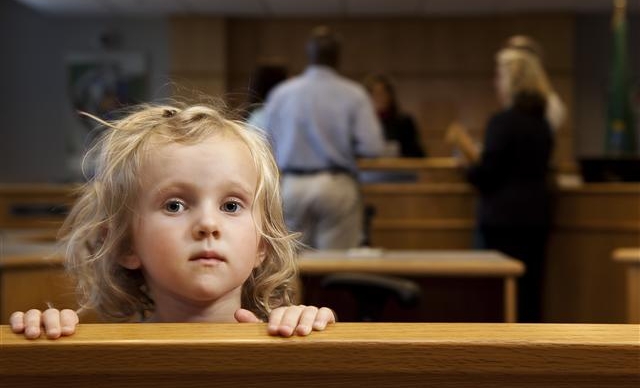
[447, 48, 555, 323]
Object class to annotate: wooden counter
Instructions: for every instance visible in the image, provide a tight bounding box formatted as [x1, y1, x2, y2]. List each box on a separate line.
[358, 157, 463, 182]
[613, 248, 640, 323]
[362, 182, 476, 249]
[1, 323, 638, 387]
[546, 183, 640, 323]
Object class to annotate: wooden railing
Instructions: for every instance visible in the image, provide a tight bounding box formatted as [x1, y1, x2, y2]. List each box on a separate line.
[1, 323, 638, 387]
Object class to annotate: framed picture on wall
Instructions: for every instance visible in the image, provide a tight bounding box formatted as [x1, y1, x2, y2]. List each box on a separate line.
[67, 51, 148, 125]
[65, 51, 148, 180]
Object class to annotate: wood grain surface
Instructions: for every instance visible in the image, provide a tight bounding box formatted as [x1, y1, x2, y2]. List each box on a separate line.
[1, 323, 638, 387]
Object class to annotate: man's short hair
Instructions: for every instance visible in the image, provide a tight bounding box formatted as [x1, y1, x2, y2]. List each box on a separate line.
[306, 26, 340, 67]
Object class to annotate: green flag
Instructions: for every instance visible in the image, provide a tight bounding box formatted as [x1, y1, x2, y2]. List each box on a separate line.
[605, 0, 637, 155]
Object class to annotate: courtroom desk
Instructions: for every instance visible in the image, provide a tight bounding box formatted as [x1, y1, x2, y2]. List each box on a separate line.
[358, 156, 463, 183]
[298, 249, 523, 323]
[545, 183, 640, 323]
[613, 248, 640, 323]
[1, 323, 638, 388]
[361, 181, 640, 323]
[361, 182, 476, 249]
[0, 184, 76, 229]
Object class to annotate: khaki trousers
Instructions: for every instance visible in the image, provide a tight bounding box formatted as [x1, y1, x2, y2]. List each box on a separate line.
[281, 172, 362, 249]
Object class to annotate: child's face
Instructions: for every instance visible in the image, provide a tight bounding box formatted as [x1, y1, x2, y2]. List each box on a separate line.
[121, 133, 265, 313]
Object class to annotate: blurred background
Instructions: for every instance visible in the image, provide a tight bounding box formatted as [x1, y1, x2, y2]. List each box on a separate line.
[0, 0, 639, 325]
[1, 0, 638, 182]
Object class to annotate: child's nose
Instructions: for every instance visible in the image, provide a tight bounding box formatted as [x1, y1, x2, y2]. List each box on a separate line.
[193, 207, 220, 239]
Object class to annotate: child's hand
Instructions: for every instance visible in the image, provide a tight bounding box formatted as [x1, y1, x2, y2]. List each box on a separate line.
[9, 309, 79, 339]
[235, 305, 336, 337]
[267, 305, 336, 337]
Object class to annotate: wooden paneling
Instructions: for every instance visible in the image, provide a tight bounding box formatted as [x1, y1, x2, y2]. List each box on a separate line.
[363, 182, 476, 249]
[169, 17, 227, 101]
[166, 74, 227, 104]
[170, 17, 227, 73]
[363, 183, 475, 219]
[1, 323, 638, 388]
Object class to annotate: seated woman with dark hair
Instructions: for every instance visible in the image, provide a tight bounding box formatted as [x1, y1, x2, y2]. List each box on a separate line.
[364, 74, 426, 157]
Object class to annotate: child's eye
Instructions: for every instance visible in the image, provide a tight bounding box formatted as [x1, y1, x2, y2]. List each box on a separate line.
[221, 201, 241, 213]
[164, 200, 186, 213]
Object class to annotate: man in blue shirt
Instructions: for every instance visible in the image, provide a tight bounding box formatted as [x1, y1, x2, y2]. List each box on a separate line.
[263, 26, 385, 249]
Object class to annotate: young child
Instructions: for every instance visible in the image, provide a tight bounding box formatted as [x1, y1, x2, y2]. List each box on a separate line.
[10, 103, 335, 339]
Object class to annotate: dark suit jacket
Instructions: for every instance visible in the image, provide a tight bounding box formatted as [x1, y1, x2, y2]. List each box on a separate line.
[467, 95, 554, 227]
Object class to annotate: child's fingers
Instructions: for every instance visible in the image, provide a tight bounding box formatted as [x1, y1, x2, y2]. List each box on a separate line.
[294, 306, 319, 336]
[268, 306, 303, 337]
[23, 309, 43, 339]
[267, 306, 287, 336]
[42, 309, 62, 339]
[312, 307, 337, 331]
[277, 305, 310, 337]
[234, 308, 262, 323]
[9, 311, 26, 333]
[59, 309, 79, 336]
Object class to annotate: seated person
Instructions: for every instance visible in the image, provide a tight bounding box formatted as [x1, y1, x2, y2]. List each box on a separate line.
[364, 74, 426, 157]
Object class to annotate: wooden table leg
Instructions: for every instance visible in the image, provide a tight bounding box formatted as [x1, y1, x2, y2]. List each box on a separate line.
[504, 276, 517, 323]
[626, 265, 640, 323]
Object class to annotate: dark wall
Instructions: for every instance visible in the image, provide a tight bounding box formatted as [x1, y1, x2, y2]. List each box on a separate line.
[0, 0, 169, 183]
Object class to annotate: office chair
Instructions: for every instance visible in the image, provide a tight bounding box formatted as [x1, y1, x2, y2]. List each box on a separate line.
[320, 272, 421, 322]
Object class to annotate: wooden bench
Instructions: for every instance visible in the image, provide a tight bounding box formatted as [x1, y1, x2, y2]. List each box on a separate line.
[1, 323, 638, 387]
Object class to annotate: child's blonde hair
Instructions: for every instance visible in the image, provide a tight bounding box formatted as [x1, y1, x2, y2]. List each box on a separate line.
[61, 103, 299, 321]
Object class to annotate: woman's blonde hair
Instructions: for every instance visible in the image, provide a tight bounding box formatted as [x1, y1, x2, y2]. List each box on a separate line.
[61, 103, 299, 321]
[495, 48, 552, 106]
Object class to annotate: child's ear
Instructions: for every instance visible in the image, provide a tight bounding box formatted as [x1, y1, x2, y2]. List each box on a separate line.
[119, 252, 142, 270]
[254, 240, 267, 268]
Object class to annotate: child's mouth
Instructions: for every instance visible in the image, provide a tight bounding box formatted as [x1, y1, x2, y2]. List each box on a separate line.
[190, 251, 225, 264]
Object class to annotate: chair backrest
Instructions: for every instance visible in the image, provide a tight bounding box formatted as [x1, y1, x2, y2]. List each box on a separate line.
[321, 272, 421, 321]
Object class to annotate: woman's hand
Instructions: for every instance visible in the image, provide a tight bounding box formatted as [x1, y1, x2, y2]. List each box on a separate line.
[445, 121, 480, 163]
[235, 305, 336, 337]
[9, 309, 79, 339]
